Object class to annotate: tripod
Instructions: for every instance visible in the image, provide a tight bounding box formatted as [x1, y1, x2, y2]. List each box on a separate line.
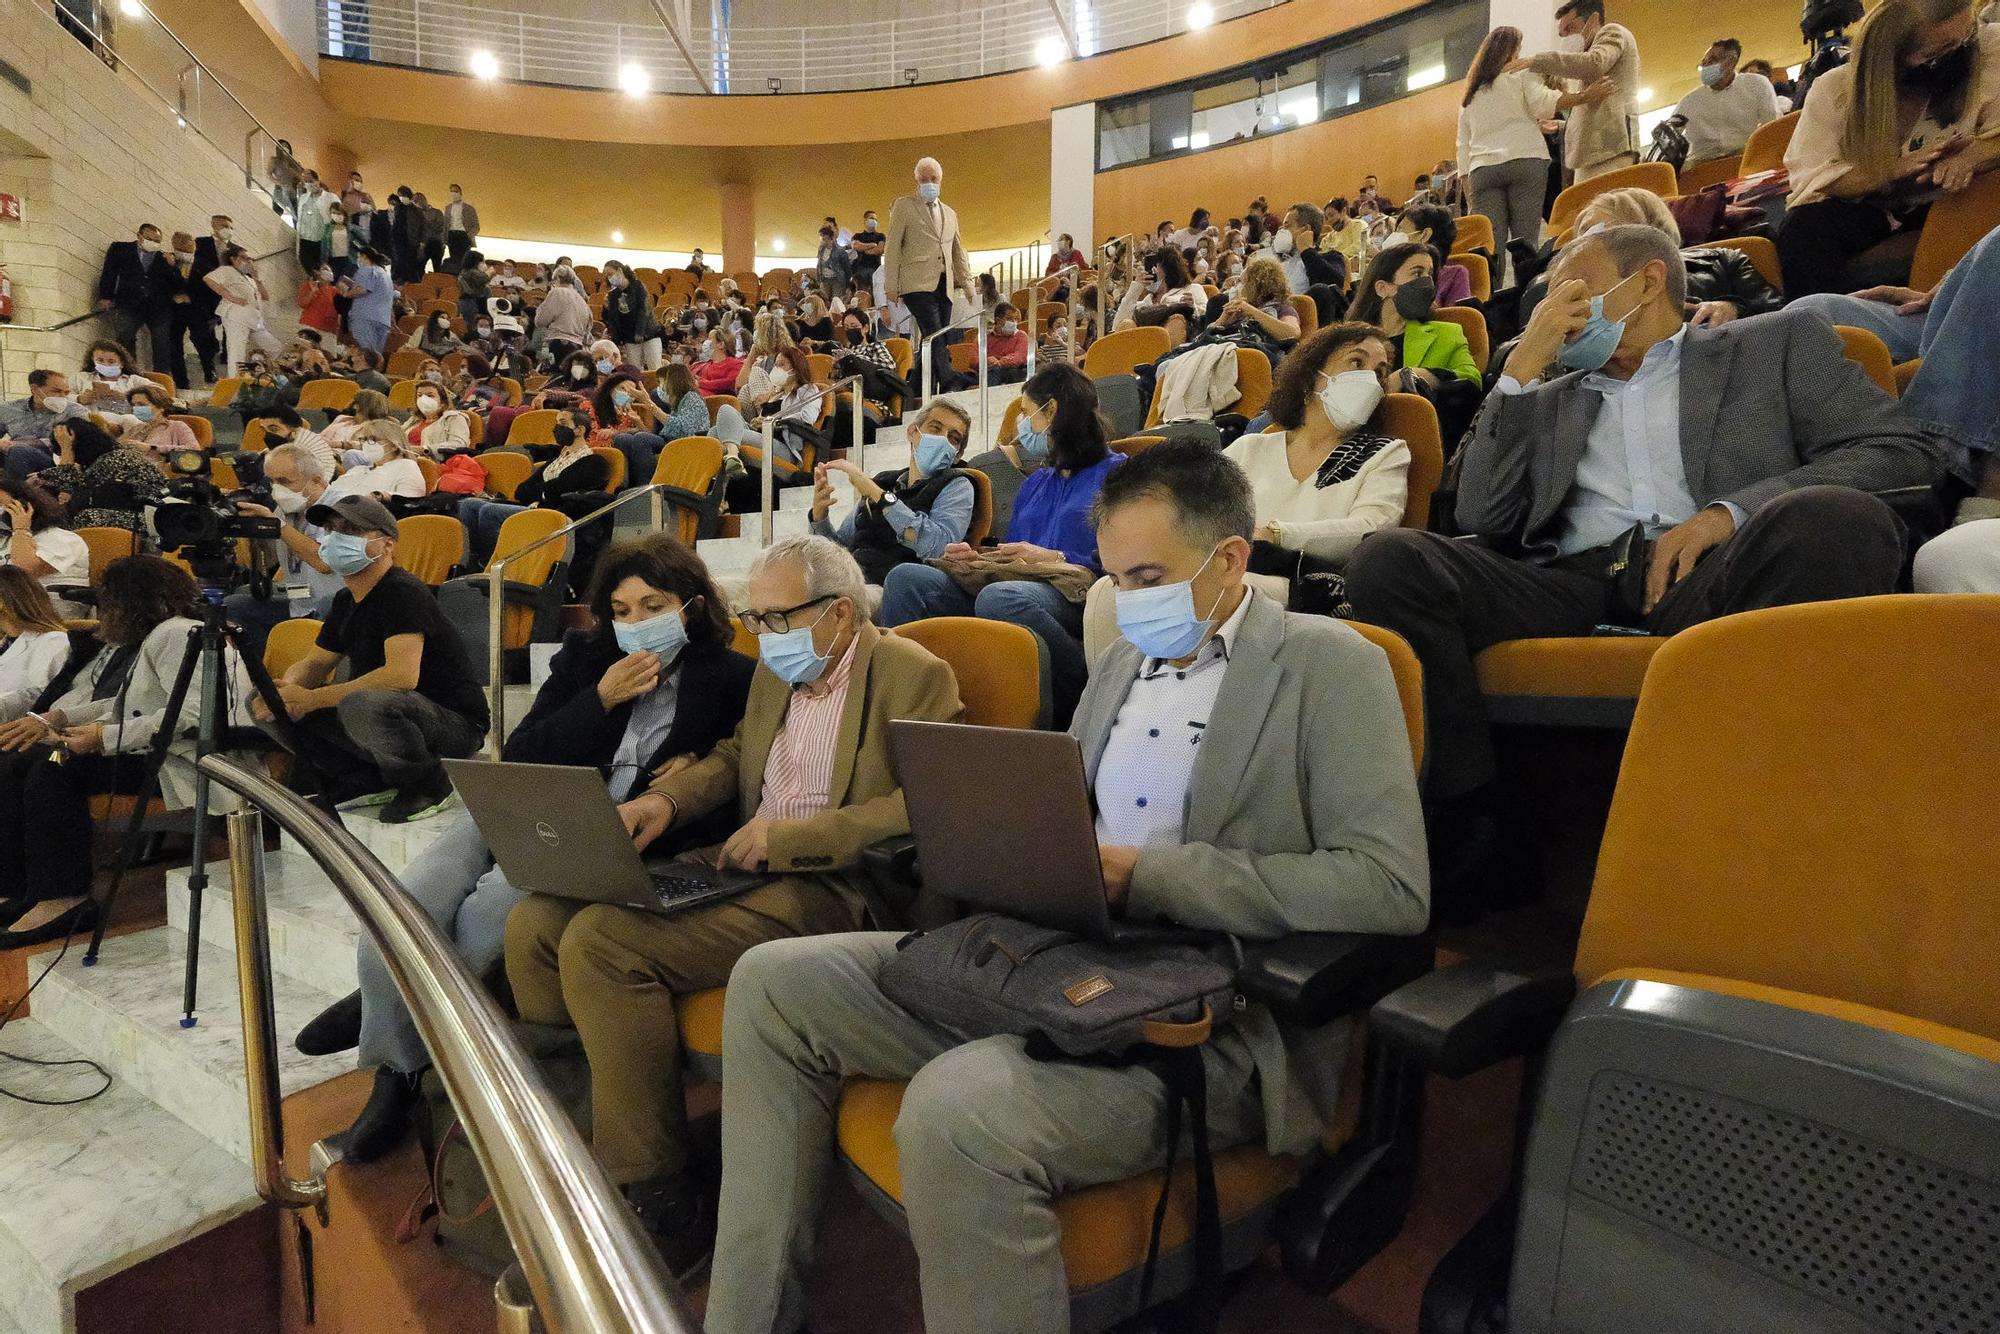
[85, 580, 300, 1028]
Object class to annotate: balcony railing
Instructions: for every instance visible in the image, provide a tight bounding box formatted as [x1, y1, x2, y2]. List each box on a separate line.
[319, 0, 1287, 95]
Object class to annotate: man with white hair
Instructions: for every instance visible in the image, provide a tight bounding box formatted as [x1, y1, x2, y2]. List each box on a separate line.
[884, 156, 973, 346]
[225, 440, 344, 661]
[504, 533, 963, 1280]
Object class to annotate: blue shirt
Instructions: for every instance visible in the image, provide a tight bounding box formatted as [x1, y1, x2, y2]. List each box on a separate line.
[1007, 453, 1121, 568]
[347, 263, 394, 327]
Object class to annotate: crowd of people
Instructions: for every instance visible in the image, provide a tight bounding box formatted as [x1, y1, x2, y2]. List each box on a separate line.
[4, 0, 1999, 1325]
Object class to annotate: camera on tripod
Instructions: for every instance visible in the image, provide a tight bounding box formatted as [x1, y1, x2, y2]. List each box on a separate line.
[148, 450, 282, 585]
[1795, 0, 1864, 108]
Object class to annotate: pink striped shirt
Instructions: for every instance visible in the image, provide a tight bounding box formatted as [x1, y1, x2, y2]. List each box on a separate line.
[753, 637, 858, 822]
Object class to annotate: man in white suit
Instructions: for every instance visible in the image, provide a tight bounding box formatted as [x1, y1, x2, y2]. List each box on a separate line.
[883, 156, 973, 348]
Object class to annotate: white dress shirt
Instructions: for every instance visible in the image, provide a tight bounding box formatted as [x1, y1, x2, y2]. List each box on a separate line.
[0, 629, 70, 721]
[1675, 72, 1781, 164]
[1092, 589, 1253, 848]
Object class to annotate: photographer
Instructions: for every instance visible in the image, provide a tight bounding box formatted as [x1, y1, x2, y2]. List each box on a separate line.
[258, 496, 487, 823]
[225, 441, 342, 662]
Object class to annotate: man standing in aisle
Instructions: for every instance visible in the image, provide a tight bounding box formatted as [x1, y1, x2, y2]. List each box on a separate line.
[1517, 0, 1641, 182]
[95, 222, 177, 378]
[884, 156, 973, 347]
[443, 183, 481, 272]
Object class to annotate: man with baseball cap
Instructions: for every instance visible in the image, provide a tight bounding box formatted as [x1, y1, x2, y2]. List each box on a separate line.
[255, 495, 488, 822]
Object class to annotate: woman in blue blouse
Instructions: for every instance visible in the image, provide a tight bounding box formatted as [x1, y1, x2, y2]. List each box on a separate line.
[881, 363, 1119, 723]
[611, 362, 714, 484]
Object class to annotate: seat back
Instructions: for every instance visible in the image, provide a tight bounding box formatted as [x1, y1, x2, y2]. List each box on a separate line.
[1373, 392, 1444, 530]
[591, 446, 628, 492]
[480, 450, 535, 500]
[1703, 235, 1782, 293]
[207, 376, 243, 408]
[138, 370, 174, 396]
[806, 353, 834, 385]
[1453, 252, 1492, 304]
[1573, 595, 2000, 1039]
[1452, 213, 1496, 256]
[1833, 324, 1897, 395]
[394, 513, 463, 585]
[416, 455, 442, 494]
[489, 508, 572, 649]
[507, 408, 560, 448]
[75, 526, 136, 582]
[387, 348, 427, 378]
[1233, 346, 1274, 419]
[1288, 293, 1319, 338]
[171, 413, 214, 450]
[889, 617, 1045, 729]
[297, 378, 358, 414]
[1434, 305, 1489, 375]
[263, 616, 323, 678]
[387, 378, 419, 410]
[496, 376, 524, 406]
[703, 394, 741, 425]
[652, 436, 725, 544]
[239, 418, 273, 452]
[1675, 152, 1742, 194]
[1909, 168, 2000, 290]
[1082, 326, 1170, 379]
[961, 467, 993, 546]
[1343, 621, 1424, 775]
[1739, 109, 1800, 175]
[1109, 434, 1166, 457]
[1548, 161, 1679, 233]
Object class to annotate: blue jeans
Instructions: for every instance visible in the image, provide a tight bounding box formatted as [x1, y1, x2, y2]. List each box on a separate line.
[456, 496, 526, 565]
[3, 445, 52, 482]
[879, 564, 1086, 724]
[612, 430, 661, 486]
[356, 813, 525, 1073]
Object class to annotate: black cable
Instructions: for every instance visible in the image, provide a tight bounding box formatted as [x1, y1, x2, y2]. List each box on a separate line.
[0, 920, 113, 1106]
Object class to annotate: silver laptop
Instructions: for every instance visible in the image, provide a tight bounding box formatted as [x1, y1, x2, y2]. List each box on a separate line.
[444, 760, 765, 915]
[890, 721, 1134, 939]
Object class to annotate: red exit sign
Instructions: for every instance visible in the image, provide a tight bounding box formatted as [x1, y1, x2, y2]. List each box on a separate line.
[0, 193, 21, 222]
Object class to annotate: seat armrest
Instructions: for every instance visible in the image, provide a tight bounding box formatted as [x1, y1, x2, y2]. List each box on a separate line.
[1369, 958, 1575, 1078]
[1238, 931, 1434, 1027]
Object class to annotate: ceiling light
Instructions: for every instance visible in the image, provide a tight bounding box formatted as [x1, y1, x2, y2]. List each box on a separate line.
[469, 49, 499, 80]
[1636, 86, 1655, 103]
[119, 0, 142, 17]
[1036, 34, 1066, 67]
[772, 237, 786, 253]
[618, 62, 650, 96]
[1187, 2, 1213, 29]
[1405, 63, 1447, 90]
[611, 230, 624, 243]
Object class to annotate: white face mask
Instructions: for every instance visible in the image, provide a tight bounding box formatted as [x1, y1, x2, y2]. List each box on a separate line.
[271, 482, 308, 513]
[216, 227, 233, 242]
[360, 442, 386, 464]
[1317, 369, 1385, 432]
[139, 238, 162, 253]
[1269, 229, 1296, 256]
[416, 394, 441, 416]
[40, 395, 72, 413]
[1557, 29, 1589, 53]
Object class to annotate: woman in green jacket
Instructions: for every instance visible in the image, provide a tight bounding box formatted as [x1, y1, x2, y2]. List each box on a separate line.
[1347, 240, 1485, 446]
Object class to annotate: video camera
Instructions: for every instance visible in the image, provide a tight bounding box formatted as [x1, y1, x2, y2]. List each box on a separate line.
[148, 450, 282, 587]
[1795, 0, 1864, 109]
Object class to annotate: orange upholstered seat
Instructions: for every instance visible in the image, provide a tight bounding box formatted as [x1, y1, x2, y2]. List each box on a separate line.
[1475, 635, 1665, 726]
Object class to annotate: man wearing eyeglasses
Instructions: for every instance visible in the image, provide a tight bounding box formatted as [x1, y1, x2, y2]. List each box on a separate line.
[504, 533, 963, 1281]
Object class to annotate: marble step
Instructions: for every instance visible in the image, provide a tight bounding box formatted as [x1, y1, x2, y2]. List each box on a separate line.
[29, 926, 351, 1163]
[278, 799, 457, 879]
[0, 1019, 260, 1334]
[166, 849, 361, 999]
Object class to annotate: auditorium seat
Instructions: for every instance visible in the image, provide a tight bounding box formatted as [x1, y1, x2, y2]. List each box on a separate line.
[1702, 235, 1781, 292]
[650, 436, 726, 545]
[1434, 306, 1488, 377]
[1452, 213, 1495, 257]
[1675, 152, 1742, 194]
[1547, 161, 1678, 234]
[1082, 326, 1170, 379]
[1475, 635, 1665, 727]
[1739, 109, 1800, 175]
[479, 450, 535, 500]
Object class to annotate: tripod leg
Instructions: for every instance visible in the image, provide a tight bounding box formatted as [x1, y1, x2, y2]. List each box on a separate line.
[86, 625, 202, 967]
[180, 633, 226, 1027]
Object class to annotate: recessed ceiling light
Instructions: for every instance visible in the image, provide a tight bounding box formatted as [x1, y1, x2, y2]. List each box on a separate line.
[772, 237, 786, 253]
[1187, 2, 1213, 29]
[611, 230, 625, 243]
[618, 63, 650, 96]
[1036, 34, 1066, 67]
[119, 0, 143, 17]
[1636, 86, 1655, 103]
[469, 49, 499, 80]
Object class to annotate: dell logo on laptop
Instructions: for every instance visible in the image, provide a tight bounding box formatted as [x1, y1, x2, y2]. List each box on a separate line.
[535, 822, 560, 847]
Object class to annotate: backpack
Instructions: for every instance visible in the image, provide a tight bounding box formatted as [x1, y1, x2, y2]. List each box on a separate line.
[1645, 114, 1691, 172]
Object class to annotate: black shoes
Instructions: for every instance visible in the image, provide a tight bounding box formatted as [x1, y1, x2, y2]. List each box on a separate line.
[380, 769, 454, 824]
[327, 1065, 424, 1165]
[295, 989, 363, 1056]
[625, 1171, 718, 1285]
[0, 897, 97, 950]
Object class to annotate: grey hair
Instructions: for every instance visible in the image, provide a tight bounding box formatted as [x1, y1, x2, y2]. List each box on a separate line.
[266, 440, 330, 483]
[751, 534, 867, 610]
[915, 156, 942, 179]
[1575, 187, 1682, 244]
[1565, 222, 1687, 308]
[914, 396, 971, 437]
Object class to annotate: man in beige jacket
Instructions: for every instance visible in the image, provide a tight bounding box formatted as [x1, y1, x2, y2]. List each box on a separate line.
[883, 156, 974, 347]
[1519, 0, 1641, 182]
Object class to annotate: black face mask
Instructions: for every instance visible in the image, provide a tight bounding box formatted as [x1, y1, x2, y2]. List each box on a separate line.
[1392, 276, 1437, 324]
[1903, 40, 1975, 99]
[553, 424, 577, 448]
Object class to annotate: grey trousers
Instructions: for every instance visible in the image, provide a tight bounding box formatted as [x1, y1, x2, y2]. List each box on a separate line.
[1469, 156, 1550, 283]
[357, 812, 524, 1073]
[704, 934, 1267, 1334]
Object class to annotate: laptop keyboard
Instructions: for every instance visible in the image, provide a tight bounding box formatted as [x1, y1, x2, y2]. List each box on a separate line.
[652, 872, 721, 906]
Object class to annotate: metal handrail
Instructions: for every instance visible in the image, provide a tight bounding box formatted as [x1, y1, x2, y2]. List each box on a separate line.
[200, 755, 697, 1333]
[916, 309, 991, 457]
[1025, 264, 1084, 378]
[485, 484, 669, 755]
[752, 372, 864, 546]
[1095, 234, 1138, 342]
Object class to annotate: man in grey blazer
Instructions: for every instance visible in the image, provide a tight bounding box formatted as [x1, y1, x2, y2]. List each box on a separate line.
[704, 443, 1430, 1334]
[883, 155, 974, 346]
[1348, 224, 1941, 814]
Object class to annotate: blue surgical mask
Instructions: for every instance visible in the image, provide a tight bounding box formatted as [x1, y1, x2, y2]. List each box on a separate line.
[613, 606, 687, 660]
[1698, 62, 1725, 87]
[132, 404, 156, 423]
[318, 530, 378, 576]
[1114, 546, 1226, 661]
[917, 181, 941, 203]
[913, 433, 957, 477]
[595, 358, 616, 375]
[1015, 423, 1051, 464]
[612, 388, 633, 409]
[1557, 271, 1643, 373]
[758, 603, 835, 685]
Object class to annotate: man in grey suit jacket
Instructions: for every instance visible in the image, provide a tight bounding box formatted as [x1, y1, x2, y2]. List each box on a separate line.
[883, 155, 974, 346]
[1348, 224, 1940, 815]
[704, 442, 1429, 1334]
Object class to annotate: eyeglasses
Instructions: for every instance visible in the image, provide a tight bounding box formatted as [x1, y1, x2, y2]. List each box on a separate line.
[740, 595, 831, 635]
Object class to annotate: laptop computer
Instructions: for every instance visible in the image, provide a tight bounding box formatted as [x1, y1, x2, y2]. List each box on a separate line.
[891, 720, 1148, 941]
[443, 760, 766, 915]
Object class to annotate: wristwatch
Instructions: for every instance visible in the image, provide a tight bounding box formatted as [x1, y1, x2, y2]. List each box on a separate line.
[878, 490, 897, 509]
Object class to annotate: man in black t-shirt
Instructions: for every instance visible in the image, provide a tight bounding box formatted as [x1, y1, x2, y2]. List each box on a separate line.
[256, 496, 488, 822]
[849, 210, 886, 295]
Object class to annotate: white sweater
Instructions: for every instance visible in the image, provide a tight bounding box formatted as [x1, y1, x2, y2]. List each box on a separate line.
[1224, 429, 1411, 564]
[1457, 71, 1562, 173]
[0, 629, 71, 721]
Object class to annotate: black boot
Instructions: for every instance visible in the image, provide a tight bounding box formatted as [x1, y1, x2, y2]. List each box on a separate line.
[330, 1065, 423, 1165]
[625, 1171, 717, 1284]
[295, 989, 363, 1056]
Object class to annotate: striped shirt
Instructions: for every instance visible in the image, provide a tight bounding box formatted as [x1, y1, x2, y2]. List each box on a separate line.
[753, 637, 858, 822]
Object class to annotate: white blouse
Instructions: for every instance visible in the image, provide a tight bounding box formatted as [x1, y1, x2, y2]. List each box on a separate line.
[1457, 70, 1563, 173]
[1223, 429, 1411, 564]
[0, 629, 71, 721]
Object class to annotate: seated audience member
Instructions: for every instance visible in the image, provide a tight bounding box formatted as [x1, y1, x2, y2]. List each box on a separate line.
[75, 340, 144, 407]
[117, 382, 199, 459]
[225, 441, 345, 661]
[960, 431, 1031, 543]
[320, 389, 396, 456]
[0, 567, 71, 725]
[1777, 0, 2000, 296]
[809, 398, 975, 584]
[1207, 255, 1303, 362]
[0, 479, 89, 611]
[1322, 197, 1372, 278]
[985, 303, 1031, 383]
[413, 311, 461, 358]
[606, 362, 712, 476]
[1522, 188, 1783, 328]
[0, 556, 251, 946]
[484, 351, 600, 450]
[326, 420, 427, 502]
[257, 405, 337, 472]
[1394, 204, 1474, 308]
[1047, 232, 1086, 273]
[703, 441, 1429, 1334]
[1346, 242, 1483, 444]
[42, 418, 167, 536]
[881, 364, 1119, 723]
[1345, 225, 1940, 872]
[458, 251, 493, 332]
[0, 370, 89, 481]
[295, 533, 755, 1162]
[591, 338, 641, 383]
[504, 534, 963, 1276]
[533, 266, 594, 363]
[1115, 247, 1208, 329]
[347, 348, 393, 395]
[1256, 202, 1350, 316]
[457, 406, 609, 566]
[1742, 57, 1796, 104]
[260, 496, 488, 821]
[1357, 194, 1397, 246]
[694, 329, 746, 396]
[1675, 38, 1784, 164]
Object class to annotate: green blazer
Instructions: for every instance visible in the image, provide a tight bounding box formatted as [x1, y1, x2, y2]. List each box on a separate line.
[1401, 319, 1483, 385]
